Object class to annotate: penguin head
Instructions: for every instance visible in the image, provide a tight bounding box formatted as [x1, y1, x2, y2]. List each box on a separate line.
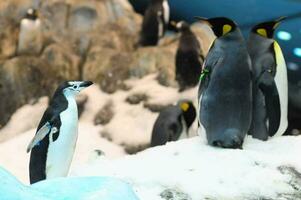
[25, 8, 38, 20]
[251, 17, 286, 39]
[178, 100, 196, 129]
[195, 17, 237, 37]
[56, 81, 93, 97]
[172, 21, 190, 32]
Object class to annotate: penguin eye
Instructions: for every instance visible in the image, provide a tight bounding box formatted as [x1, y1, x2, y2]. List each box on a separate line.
[73, 85, 77, 89]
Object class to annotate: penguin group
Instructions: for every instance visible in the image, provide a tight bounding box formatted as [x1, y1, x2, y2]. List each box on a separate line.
[197, 16, 288, 148]
[24, 1, 291, 185]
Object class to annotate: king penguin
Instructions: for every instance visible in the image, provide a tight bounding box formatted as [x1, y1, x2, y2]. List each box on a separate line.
[196, 17, 252, 149]
[138, 0, 170, 46]
[27, 81, 93, 184]
[150, 100, 196, 147]
[174, 21, 204, 91]
[17, 8, 42, 55]
[247, 17, 288, 140]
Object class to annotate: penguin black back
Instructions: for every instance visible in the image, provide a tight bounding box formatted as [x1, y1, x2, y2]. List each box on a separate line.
[150, 100, 196, 147]
[139, 0, 169, 46]
[175, 21, 203, 91]
[248, 17, 287, 140]
[197, 17, 252, 149]
[29, 82, 69, 184]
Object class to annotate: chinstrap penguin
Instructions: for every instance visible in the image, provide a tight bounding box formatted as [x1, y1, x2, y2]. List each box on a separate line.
[27, 81, 93, 184]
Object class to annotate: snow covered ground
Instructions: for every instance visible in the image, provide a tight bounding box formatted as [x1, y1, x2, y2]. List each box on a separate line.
[0, 74, 300, 200]
[72, 135, 301, 200]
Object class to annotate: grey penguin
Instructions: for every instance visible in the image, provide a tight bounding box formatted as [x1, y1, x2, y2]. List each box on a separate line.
[196, 17, 252, 149]
[138, 0, 169, 46]
[27, 81, 93, 184]
[174, 21, 204, 91]
[150, 100, 196, 147]
[247, 17, 288, 140]
[17, 8, 42, 55]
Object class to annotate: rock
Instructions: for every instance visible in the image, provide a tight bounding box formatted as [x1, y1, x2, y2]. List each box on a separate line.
[160, 188, 192, 200]
[100, 130, 113, 142]
[143, 102, 170, 113]
[126, 93, 148, 105]
[190, 22, 216, 56]
[0, 21, 19, 59]
[94, 100, 114, 125]
[75, 94, 88, 118]
[0, 56, 60, 126]
[121, 143, 149, 155]
[41, 43, 80, 80]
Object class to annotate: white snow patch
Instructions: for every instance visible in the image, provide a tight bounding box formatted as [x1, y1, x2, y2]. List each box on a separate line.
[0, 97, 48, 142]
[72, 135, 301, 200]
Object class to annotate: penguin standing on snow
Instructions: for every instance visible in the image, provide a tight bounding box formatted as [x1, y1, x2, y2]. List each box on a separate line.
[150, 100, 196, 147]
[139, 0, 170, 46]
[17, 8, 42, 55]
[174, 21, 204, 91]
[27, 81, 93, 184]
[247, 17, 288, 140]
[196, 17, 252, 149]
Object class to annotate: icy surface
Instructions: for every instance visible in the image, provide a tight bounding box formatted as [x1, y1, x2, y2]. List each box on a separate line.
[0, 167, 139, 200]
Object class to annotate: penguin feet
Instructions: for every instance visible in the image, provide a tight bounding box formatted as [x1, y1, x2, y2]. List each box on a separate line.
[212, 139, 243, 149]
[210, 131, 243, 149]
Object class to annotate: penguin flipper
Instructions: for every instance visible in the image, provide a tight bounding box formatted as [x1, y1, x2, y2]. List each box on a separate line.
[258, 71, 281, 136]
[26, 122, 58, 153]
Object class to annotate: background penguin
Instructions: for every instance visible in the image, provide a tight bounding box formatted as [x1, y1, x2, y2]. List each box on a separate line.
[247, 17, 288, 140]
[174, 21, 204, 92]
[17, 8, 42, 55]
[27, 81, 93, 184]
[150, 100, 196, 147]
[138, 0, 169, 46]
[196, 17, 252, 149]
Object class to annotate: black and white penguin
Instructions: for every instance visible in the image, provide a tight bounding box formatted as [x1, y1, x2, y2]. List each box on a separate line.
[174, 21, 204, 91]
[247, 17, 288, 140]
[17, 8, 42, 55]
[196, 17, 252, 149]
[27, 81, 93, 184]
[138, 0, 170, 46]
[150, 100, 196, 147]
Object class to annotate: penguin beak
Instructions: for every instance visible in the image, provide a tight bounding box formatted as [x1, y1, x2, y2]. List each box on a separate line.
[79, 81, 93, 88]
[273, 16, 286, 29]
[194, 16, 212, 27]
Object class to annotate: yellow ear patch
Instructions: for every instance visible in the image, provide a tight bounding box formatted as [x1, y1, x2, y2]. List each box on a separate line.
[223, 24, 232, 35]
[180, 102, 189, 112]
[257, 28, 267, 37]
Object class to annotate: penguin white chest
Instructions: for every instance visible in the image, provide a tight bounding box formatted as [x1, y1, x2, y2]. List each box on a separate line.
[18, 19, 42, 54]
[162, 0, 170, 24]
[46, 97, 78, 179]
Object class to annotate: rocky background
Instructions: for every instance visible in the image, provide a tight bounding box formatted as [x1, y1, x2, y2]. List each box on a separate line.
[0, 0, 213, 129]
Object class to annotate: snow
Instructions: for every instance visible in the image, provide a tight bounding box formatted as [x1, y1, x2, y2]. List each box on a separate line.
[72, 135, 301, 200]
[0, 167, 139, 200]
